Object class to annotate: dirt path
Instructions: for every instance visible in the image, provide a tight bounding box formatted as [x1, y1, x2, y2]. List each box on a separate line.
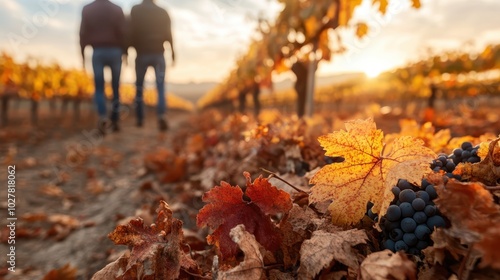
[1, 109, 193, 279]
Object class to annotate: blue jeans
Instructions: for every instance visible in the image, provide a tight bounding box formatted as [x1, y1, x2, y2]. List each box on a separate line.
[92, 47, 122, 122]
[135, 54, 166, 123]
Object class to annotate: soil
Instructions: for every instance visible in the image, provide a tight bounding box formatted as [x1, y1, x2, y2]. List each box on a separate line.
[0, 102, 193, 279]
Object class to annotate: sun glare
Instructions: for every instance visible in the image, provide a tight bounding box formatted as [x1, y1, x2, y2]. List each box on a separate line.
[364, 66, 384, 78]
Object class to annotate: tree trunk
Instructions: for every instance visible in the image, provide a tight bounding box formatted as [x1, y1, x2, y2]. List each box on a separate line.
[73, 98, 81, 121]
[31, 99, 38, 125]
[305, 42, 318, 117]
[1, 95, 9, 127]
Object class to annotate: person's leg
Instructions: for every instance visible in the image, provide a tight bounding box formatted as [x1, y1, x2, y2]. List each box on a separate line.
[107, 48, 122, 128]
[134, 55, 149, 126]
[153, 54, 167, 130]
[91, 49, 107, 121]
[153, 54, 166, 117]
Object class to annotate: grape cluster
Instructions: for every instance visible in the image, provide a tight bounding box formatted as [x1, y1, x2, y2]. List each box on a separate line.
[430, 141, 480, 180]
[378, 179, 446, 254]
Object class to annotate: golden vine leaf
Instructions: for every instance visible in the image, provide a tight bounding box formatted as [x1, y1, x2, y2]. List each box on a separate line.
[310, 118, 435, 226]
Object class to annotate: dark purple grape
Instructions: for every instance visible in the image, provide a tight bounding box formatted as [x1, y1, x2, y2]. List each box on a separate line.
[415, 240, 429, 250]
[413, 211, 427, 224]
[401, 217, 417, 233]
[445, 161, 456, 172]
[461, 142, 473, 151]
[427, 215, 446, 229]
[403, 233, 418, 246]
[386, 205, 402, 222]
[397, 179, 412, 190]
[384, 239, 395, 251]
[399, 189, 416, 203]
[415, 224, 431, 240]
[391, 186, 401, 197]
[425, 184, 438, 199]
[467, 156, 480, 163]
[395, 240, 408, 252]
[424, 205, 436, 217]
[433, 160, 443, 168]
[389, 228, 404, 241]
[445, 172, 454, 178]
[421, 178, 430, 187]
[367, 208, 377, 220]
[437, 155, 448, 164]
[453, 148, 463, 157]
[461, 150, 471, 159]
[399, 202, 415, 218]
[412, 198, 426, 211]
[416, 191, 430, 203]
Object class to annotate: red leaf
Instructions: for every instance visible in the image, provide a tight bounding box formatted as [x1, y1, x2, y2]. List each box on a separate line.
[244, 172, 293, 216]
[197, 173, 292, 260]
[106, 201, 198, 279]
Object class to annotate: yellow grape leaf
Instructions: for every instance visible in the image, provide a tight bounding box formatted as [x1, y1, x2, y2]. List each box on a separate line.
[411, 0, 421, 8]
[309, 118, 435, 226]
[356, 23, 369, 38]
[339, 0, 363, 26]
[373, 0, 388, 14]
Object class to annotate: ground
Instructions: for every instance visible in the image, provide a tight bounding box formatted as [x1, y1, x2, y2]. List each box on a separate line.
[0, 102, 193, 279]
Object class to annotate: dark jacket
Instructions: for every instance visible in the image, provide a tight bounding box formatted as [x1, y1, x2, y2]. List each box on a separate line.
[129, 0, 174, 55]
[79, 0, 127, 58]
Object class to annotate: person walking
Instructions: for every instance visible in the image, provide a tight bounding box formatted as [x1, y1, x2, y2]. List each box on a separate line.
[129, 0, 175, 131]
[79, 0, 127, 133]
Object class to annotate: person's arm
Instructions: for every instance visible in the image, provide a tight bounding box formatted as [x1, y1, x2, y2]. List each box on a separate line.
[164, 11, 175, 65]
[116, 8, 128, 58]
[79, 8, 88, 69]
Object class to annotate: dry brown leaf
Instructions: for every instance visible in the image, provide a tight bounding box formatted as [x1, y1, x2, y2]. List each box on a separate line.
[102, 201, 200, 279]
[360, 250, 416, 280]
[455, 138, 500, 185]
[310, 118, 435, 225]
[42, 263, 77, 280]
[433, 179, 500, 269]
[216, 224, 264, 280]
[39, 184, 65, 198]
[297, 229, 368, 279]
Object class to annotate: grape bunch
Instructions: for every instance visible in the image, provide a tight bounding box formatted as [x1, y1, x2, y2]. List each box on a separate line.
[377, 179, 446, 254]
[430, 141, 480, 180]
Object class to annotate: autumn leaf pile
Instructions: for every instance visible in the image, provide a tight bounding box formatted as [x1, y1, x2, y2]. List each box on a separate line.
[90, 111, 500, 279]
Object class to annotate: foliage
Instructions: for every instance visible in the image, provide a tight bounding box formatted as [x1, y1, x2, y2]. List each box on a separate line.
[310, 118, 435, 225]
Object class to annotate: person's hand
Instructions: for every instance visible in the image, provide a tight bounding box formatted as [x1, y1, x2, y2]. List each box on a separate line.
[122, 54, 128, 67]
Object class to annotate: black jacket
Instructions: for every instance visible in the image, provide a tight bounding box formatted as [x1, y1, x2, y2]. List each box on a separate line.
[129, 0, 174, 55]
[79, 0, 127, 58]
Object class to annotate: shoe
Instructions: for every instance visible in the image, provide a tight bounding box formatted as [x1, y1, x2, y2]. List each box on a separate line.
[111, 121, 120, 132]
[158, 118, 168, 131]
[97, 118, 109, 136]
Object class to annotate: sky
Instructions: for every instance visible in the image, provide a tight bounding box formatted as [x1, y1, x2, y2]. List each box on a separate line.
[0, 0, 499, 84]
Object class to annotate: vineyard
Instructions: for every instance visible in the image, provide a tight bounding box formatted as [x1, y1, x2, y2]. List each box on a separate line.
[1, 0, 500, 280]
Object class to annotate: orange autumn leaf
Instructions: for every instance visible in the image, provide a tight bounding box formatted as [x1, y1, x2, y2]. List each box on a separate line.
[310, 118, 435, 226]
[433, 179, 500, 269]
[196, 172, 292, 260]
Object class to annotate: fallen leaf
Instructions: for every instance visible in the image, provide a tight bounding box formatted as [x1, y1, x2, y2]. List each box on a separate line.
[455, 138, 500, 185]
[360, 250, 416, 280]
[297, 229, 368, 279]
[42, 263, 77, 280]
[216, 225, 264, 280]
[103, 201, 199, 279]
[310, 118, 435, 225]
[197, 172, 292, 260]
[434, 179, 500, 269]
